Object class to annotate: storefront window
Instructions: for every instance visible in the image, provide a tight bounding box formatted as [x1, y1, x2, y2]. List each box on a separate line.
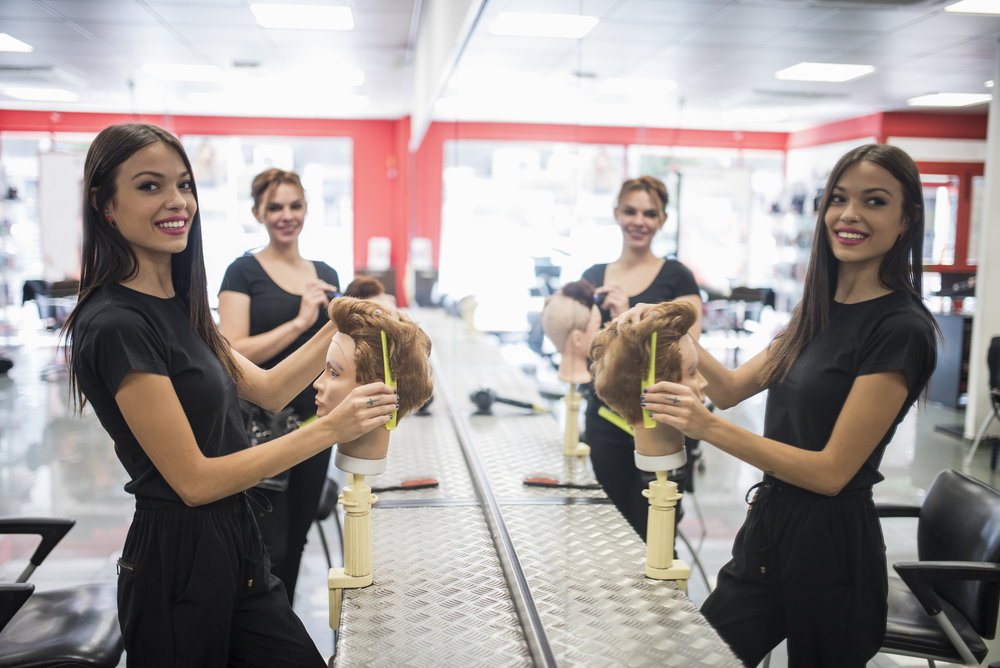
[968, 175, 984, 266]
[439, 140, 625, 332]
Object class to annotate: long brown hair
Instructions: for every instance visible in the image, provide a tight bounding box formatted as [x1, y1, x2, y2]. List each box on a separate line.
[759, 143, 936, 387]
[63, 123, 244, 409]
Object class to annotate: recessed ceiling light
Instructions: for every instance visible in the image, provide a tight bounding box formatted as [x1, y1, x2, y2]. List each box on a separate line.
[250, 4, 354, 30]
[907, 93, 993, 107]
[945, 0, 1000, 14]
[0, 34, 33, 52]
[986, 80, 995, 88]
[290, 66, 364, 86]
[489, 12, 598, 39]
[596, 78, 677, 95]
[775, 62, 875, 83]
[4, 88, 78, 102]
[143, 63, 224, 82]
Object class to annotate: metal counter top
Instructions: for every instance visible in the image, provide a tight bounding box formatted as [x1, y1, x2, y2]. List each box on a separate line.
[333, 310, 740, 668]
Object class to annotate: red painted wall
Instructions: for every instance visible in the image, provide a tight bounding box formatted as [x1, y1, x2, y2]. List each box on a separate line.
[786, 111, 988, 149]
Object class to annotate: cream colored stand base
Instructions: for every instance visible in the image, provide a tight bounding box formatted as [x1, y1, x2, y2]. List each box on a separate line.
[643, 471, 691, 592]
[329, 473, 378, 629]
[562, 384, 590, 460]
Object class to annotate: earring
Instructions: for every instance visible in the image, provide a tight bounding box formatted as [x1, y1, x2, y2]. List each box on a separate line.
[106, 215, 113, 223]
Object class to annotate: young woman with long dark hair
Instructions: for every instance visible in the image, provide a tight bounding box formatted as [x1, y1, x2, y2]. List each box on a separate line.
[622, 144, 938, 666]
[64, 123, 397, 666]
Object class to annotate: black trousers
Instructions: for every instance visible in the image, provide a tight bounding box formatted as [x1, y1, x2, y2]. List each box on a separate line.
[700, 481, 888, 668]
[584, 400, 684, 542]
[117, 494, 326, 668]
[257, 446, 333, 605]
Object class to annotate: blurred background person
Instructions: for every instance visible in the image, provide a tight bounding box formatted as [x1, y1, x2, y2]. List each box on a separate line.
[217, 168, 340, 605]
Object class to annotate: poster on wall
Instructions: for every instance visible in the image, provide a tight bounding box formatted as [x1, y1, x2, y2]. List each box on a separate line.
[39, 151, 85, 282]
[678, 166, 752, 293]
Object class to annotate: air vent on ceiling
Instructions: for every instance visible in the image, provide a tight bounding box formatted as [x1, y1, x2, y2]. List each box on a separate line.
[774, 0, 946, 6]
[752, 89, 849, 101]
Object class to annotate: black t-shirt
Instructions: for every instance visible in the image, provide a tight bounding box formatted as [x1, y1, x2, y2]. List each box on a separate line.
[72, 284, 249, 501]
[764, 291, 937, 492]
[582, 259, 700, 327]
[219, 255, 339, 419]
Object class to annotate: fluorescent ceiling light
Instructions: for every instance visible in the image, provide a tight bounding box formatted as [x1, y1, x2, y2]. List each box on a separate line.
[945, 0, 1000, 13]
[907, 93, 993, 107]
[596, 78, 676, 95]
[775, 62, 875, 82]
[721, 108, 787, 123]
[0, 33, 33, 52]
[4, 87, 78, 102]
[251, 4, 354, 30]
[987, 80, 995, 88]
[490, 12, 598, 39]
[290, 66, 364, 86]
[143, 63, 223, 81]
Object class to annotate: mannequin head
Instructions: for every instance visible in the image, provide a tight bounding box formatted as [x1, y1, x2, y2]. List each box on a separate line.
[541, 280, 601, 384]
[313, 297, 433, 463]
[590, 301, 703, 427]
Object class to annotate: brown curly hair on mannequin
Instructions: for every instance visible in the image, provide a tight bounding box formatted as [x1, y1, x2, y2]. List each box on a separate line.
[590, 301, 696, 426]
[328, 297, 433, 419]
[344, 276, 385, 300]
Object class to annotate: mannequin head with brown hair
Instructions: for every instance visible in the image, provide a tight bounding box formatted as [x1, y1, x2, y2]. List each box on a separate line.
[314, 297, 433, 469]
[541, 280, 601, 384]
[590, 301, 706, 460]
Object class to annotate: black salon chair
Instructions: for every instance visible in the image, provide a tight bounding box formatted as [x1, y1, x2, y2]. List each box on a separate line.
[877, 469, 1000, 667]
[316, 477, 344, 570]
[0, 517, 123, 667]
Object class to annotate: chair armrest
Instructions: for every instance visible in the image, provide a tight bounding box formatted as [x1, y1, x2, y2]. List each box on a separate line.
[875, 503, 921, 518]
[893, 561, 1000, 616]
[0, 583, 34, 633]
[0, 518, 75, 568]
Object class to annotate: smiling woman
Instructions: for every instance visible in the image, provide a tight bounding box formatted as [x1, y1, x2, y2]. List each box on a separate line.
[62, 123, 397, 666]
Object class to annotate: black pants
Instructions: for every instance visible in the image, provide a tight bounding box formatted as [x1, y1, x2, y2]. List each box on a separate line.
[117, 494, 326, 668]
[584, 400, 684, 542]
[700, 481, 888, 668]
[257, 446, 332, 605]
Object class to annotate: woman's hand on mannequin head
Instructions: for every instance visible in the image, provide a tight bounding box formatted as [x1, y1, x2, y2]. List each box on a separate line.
[294, 279, 339, 331]
[642, 380, 716, 441]
[319, 381, 398, 443]
[594, 284, 629, 319]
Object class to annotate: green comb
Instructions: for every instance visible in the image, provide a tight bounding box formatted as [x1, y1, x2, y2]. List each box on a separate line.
[381, 330, 397, 431]
[642, 331, 657, 429]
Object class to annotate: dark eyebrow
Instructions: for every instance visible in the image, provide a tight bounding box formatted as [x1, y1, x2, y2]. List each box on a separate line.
[687, 360, 697, 372]
[831, 185, 893, 196]
[131, 170, 191, 181]
[330, 359, 344, 372]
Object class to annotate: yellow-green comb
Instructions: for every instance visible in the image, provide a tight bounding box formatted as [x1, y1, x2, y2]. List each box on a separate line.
[599, 406, 634, 435]
[381, 330, 397, 431]
[642, 331, 657, 429]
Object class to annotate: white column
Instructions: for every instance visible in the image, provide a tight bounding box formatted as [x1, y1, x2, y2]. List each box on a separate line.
[964, 42, 1000, 439]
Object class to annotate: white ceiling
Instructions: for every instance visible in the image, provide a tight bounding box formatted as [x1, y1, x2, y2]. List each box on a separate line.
[0, 0, 995, 131]
[440, 0, 998, 131]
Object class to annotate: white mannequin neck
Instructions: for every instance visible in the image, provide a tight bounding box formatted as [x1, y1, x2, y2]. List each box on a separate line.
[337, 426, 390, 461]
[633, 420, 684, 458]
[558, 330, 592, 384]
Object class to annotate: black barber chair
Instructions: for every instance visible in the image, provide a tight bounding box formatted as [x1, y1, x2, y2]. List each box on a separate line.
[878, 469, 1000, 667]
[0, 517, 123, 667]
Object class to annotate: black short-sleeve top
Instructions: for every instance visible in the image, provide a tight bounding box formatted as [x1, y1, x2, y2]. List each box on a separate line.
[219, 255, 339, 419]
[72, 284, 250, 501]
[764, 291, 937, 492]
[582, 259, 699, 327]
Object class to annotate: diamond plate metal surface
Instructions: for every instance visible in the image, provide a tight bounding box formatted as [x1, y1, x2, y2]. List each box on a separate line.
[335, 506, 533, 668]
[370, 411, 477, 503]
[501, 504, 742, 667]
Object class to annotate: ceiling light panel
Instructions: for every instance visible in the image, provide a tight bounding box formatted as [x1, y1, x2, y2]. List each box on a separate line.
[0, 34, 33, 52]
[907, 93, 993, 106]
[143, 64, 224, 82]
[4, 88, 78, 102]
[250, 4, 354, 30]
[945, 0, 1000, 13]
[489, 13, 599, 39]
[775, 62, 875, 82]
